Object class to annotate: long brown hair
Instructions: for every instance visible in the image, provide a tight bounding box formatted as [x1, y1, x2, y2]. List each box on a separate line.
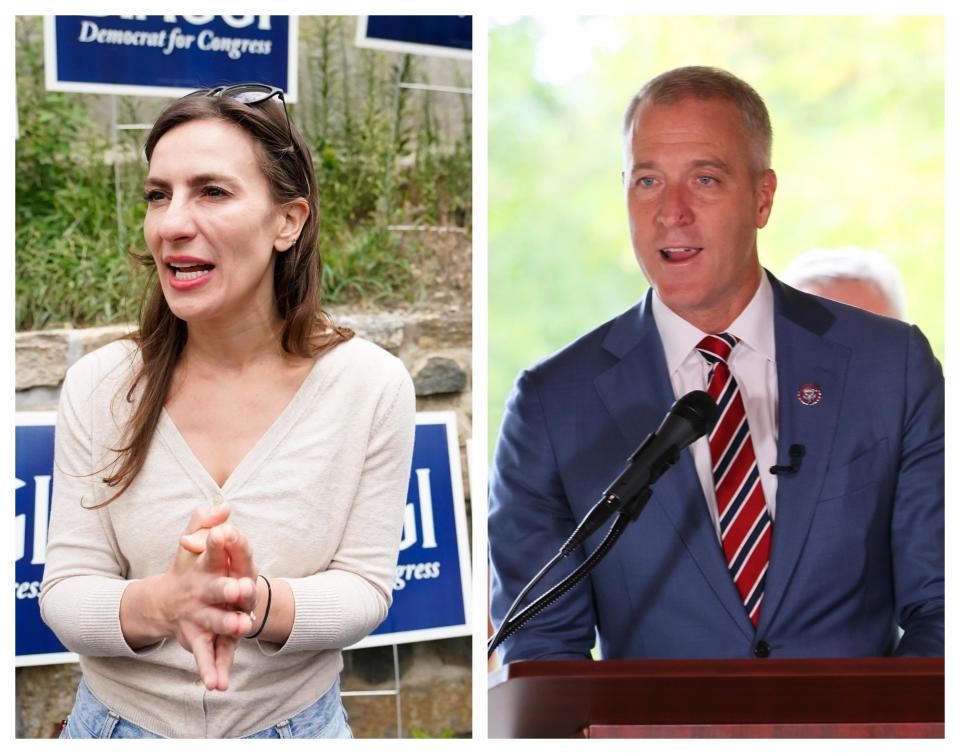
[95, 90, 352, 507]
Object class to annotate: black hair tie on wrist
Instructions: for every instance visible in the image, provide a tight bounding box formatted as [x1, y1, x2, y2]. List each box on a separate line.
[244, 574, 272, 640]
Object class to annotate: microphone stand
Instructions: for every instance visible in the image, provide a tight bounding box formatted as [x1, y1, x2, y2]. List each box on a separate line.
[487, 390, 718, 659]
[487, 487, 653, 658]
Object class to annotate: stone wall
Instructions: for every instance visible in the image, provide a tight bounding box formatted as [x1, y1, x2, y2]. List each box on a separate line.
[15, 307, 472, 739]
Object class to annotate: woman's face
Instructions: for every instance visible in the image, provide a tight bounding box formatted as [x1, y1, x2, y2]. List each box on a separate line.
[143, 119, 288, 327]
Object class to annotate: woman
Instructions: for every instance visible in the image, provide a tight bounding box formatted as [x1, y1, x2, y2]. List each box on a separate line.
[40, 84, 416, 738]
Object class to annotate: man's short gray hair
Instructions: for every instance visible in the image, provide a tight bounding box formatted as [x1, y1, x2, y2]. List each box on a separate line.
[622, 66, 773, 175]
[780, 247, 906, 320]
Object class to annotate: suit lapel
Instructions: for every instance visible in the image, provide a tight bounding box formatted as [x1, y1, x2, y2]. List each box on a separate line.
[593, 293, 756, 641]
[758, 276, 851, 634]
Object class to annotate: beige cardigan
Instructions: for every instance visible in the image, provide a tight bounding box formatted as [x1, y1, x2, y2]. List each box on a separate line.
[40, 336, 415, 737]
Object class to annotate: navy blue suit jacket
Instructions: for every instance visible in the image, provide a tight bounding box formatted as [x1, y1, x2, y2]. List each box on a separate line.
[489, 272, 943, 661]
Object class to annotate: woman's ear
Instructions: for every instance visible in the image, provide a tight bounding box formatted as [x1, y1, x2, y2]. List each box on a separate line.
[274, 198, 310, 252]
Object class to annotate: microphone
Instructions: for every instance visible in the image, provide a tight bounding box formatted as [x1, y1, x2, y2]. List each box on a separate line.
[770, 444, 805, 475]
[489, 390, 720, 657]
[560, 390, 719, 555]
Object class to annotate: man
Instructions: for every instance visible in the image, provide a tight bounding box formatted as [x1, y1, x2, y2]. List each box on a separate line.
[488, 66, 943, 662]
[781, 246, 906, 319]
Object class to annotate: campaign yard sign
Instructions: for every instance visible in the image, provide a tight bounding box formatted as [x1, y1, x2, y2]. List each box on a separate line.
[355, 16, 472, 60]
[15, 411, 470, 665]
[44, 15, 297, 99]
[16, 413, 77, 666]
[355, 412, 472, 647]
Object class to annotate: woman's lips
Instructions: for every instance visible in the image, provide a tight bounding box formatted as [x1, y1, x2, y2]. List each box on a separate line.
[168, 265, 214, 291]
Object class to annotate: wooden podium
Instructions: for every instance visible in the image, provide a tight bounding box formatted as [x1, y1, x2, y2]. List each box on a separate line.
[488, 657, 943, 738]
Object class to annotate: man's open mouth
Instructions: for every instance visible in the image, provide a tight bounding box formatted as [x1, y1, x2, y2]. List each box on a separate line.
[659, 247, 703, 262]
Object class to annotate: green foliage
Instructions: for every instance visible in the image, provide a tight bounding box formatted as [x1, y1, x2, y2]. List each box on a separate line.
[488, 16, 944, 454]
[410, 726, 455, 738]
[301, 18, 472, 231]
[321, 226, 414, 304]
[15, 17, 143, 329]
[16, 15, 472, 330]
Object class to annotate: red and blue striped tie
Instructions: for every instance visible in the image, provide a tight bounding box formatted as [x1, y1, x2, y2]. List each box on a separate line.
[696, 333, 772, 629]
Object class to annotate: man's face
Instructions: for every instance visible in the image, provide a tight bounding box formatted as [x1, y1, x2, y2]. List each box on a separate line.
[623, 97, 777, 332]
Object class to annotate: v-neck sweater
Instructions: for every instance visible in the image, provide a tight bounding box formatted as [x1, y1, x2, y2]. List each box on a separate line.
[40, 336, 415, 738]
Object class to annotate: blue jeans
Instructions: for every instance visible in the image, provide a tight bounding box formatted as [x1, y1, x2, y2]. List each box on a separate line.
[60, 677, 352, 739]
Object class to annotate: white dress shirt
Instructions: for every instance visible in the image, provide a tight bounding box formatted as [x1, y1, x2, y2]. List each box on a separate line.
[651, 274, 779, 540]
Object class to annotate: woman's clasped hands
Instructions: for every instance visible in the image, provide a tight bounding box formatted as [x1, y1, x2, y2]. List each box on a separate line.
[158, 502, 260, 692]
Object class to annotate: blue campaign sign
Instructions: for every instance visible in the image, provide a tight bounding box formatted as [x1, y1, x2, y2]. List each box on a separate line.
[16, 414, 76, 666]
[15, 410, 470, 665]
[355, 412, 472, 647]
[355, 16, 472, 60]
[44, 16, 297, 100]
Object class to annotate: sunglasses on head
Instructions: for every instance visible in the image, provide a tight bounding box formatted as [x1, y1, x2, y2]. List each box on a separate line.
[185, 83, 295, 152]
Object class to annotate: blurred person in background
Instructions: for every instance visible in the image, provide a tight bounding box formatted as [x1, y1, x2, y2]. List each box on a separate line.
[41, 84, 415, 739]
[781, 246, 906, 319]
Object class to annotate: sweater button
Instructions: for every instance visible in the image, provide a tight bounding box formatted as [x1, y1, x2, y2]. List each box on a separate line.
[212, 493, 224, 505]
[754, 641, 771, 658]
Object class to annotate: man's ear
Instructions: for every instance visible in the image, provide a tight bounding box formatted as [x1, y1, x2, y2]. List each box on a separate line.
[755, 169, 777, 229]
[274, 198, 310, 252]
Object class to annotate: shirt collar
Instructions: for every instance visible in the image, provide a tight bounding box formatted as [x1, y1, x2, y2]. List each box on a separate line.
[651, 272, 776, 374]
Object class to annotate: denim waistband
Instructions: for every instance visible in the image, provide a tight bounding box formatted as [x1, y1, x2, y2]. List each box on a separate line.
[61, 676, 351, 739]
